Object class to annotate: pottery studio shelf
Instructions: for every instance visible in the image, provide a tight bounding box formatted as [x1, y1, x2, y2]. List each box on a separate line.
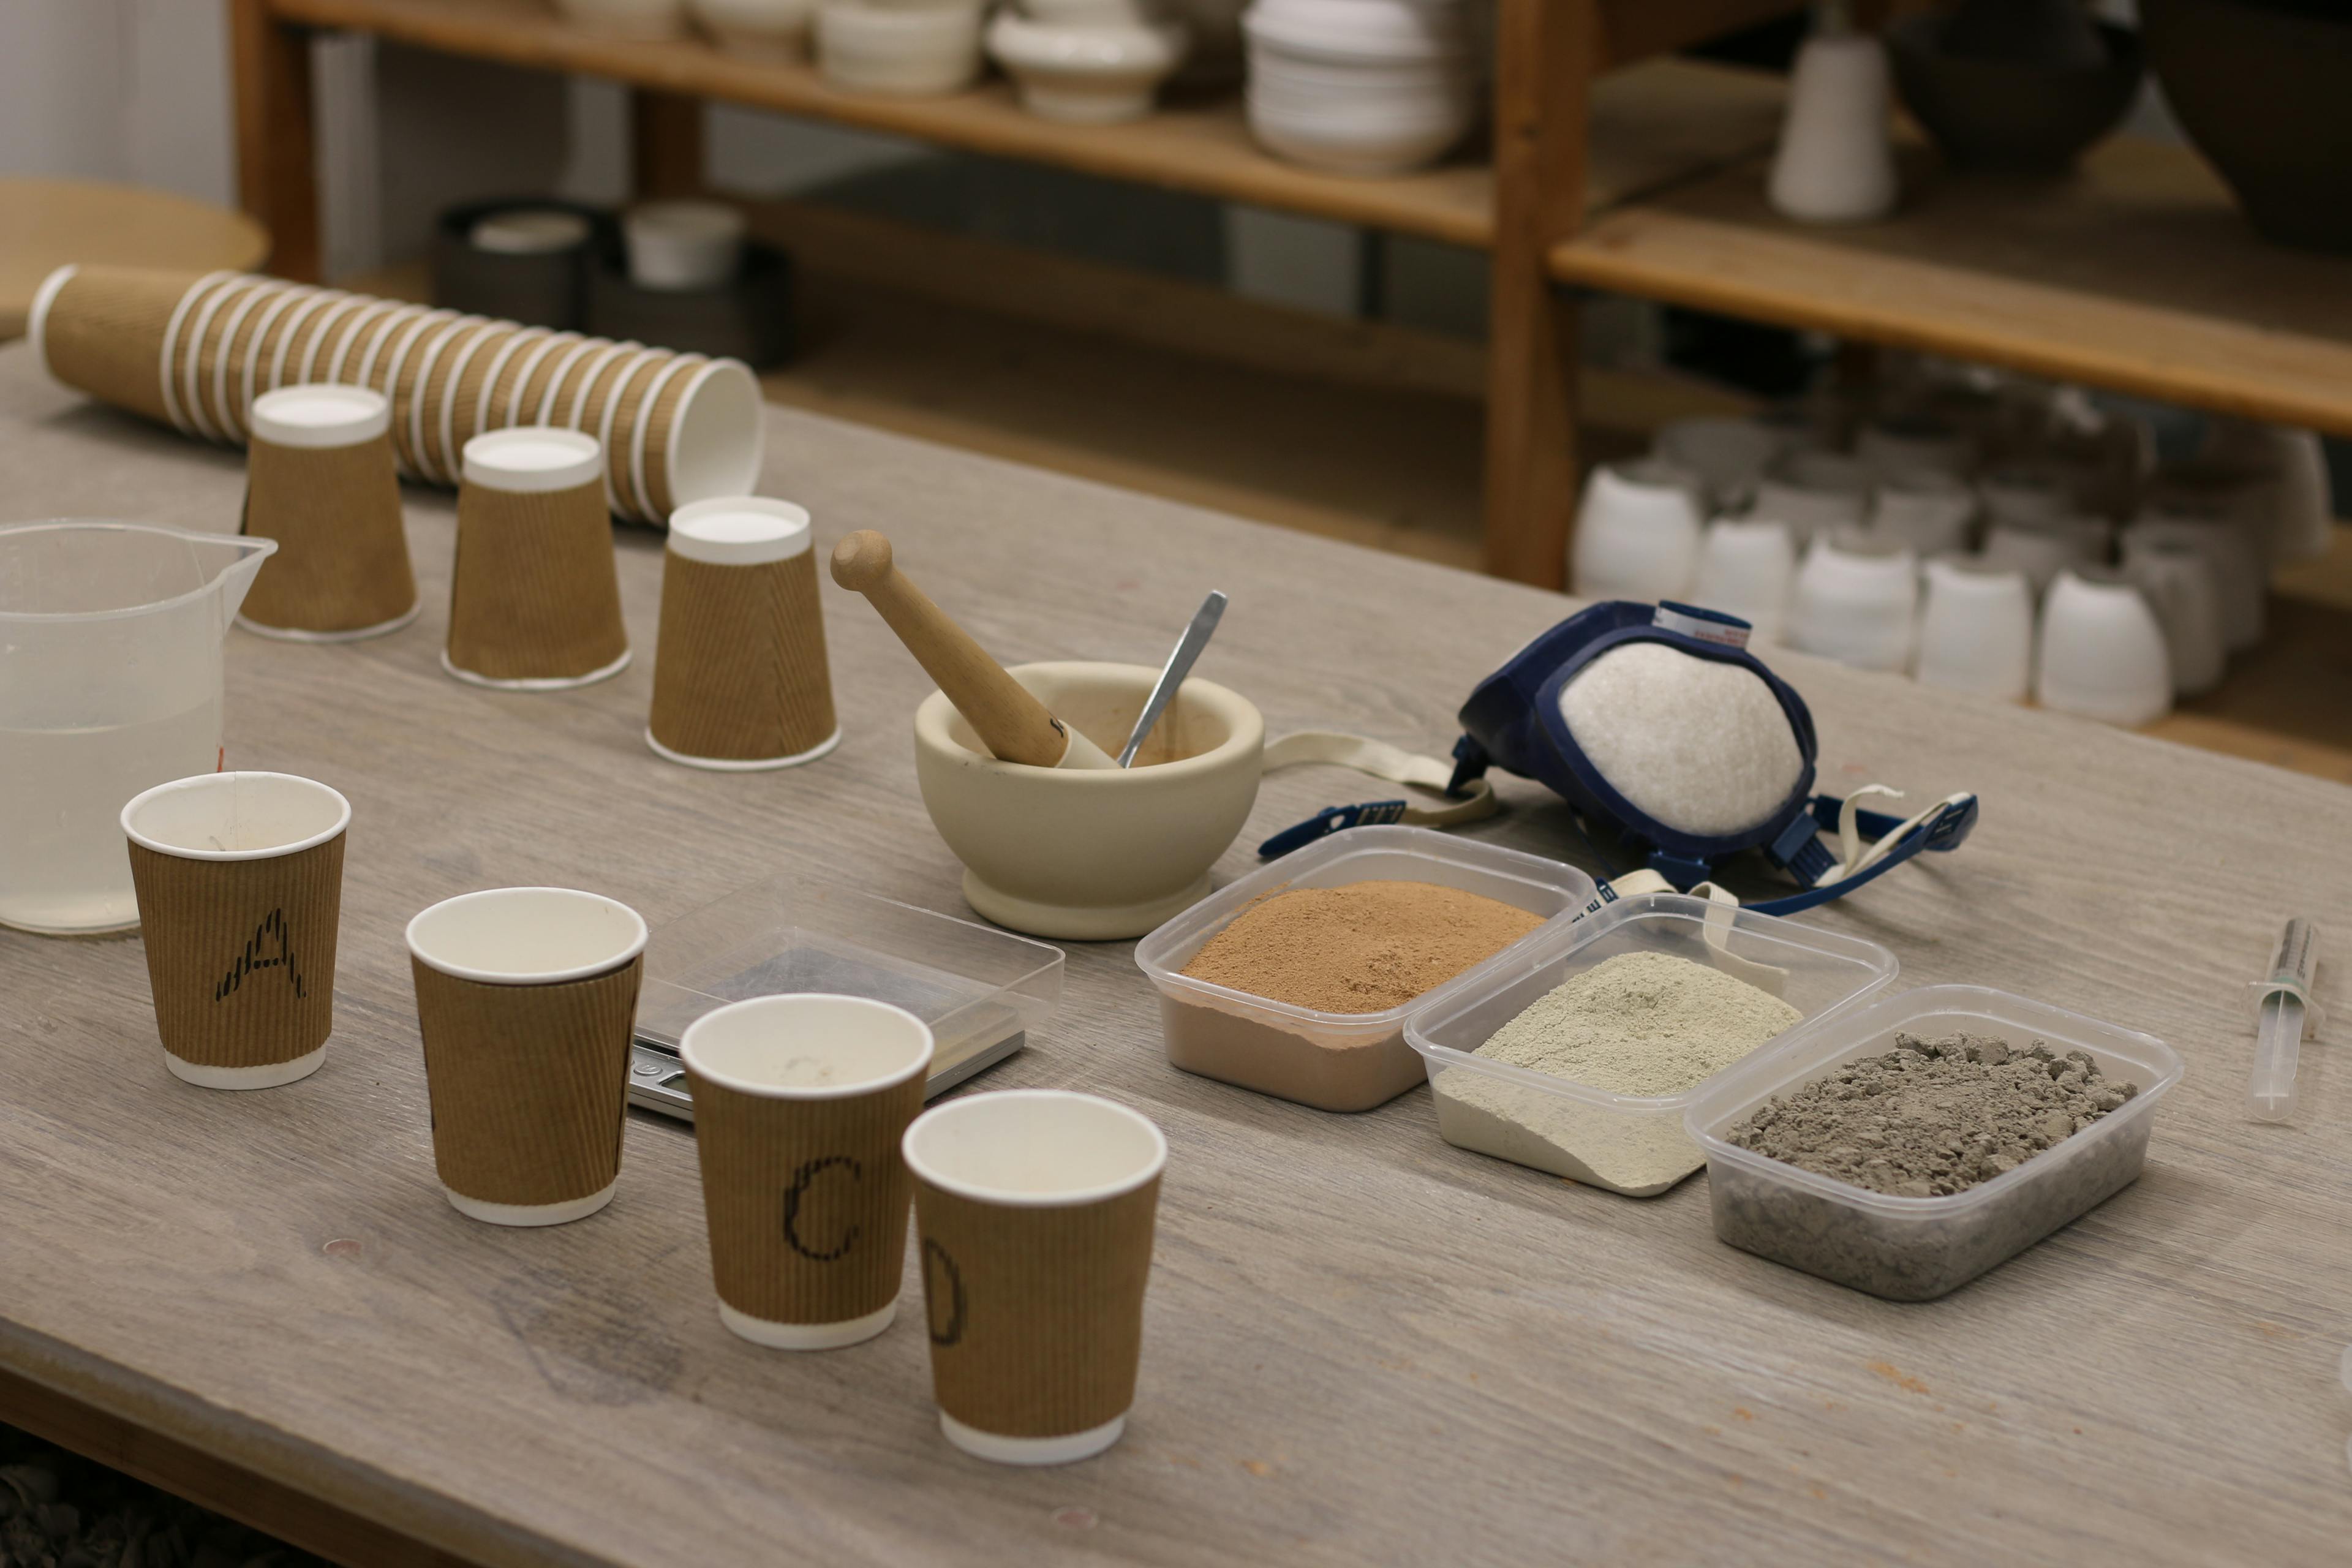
[1556, 135, 2352, 440]
[230, 0, 1806, 585]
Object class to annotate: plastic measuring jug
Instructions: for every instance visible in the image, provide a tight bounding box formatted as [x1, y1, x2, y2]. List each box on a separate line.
[0, 521, 274, 935]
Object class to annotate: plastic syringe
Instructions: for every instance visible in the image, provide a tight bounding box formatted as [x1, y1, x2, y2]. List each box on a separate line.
[2246, 917, 2323, 1123]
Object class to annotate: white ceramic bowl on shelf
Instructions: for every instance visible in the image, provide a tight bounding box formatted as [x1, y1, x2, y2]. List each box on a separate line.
[1655, 416, 1783, 515]
[558, 0, 690, 36]
[1856, 413, 1975, 481]
[1569, 458, 1705, 603]
[988, 14, 1189, 121]
[2120, 537, 2225, 697]
[817, 2, 986, 94]
[1245, 82, 1475, 176]
[1913, 556, 2033, 702]
[1752, 451, 1872, 547]
[1243, 0, 1474, 61]
[1871, 467, 1975, 557]
[1024, 0, 1167, 23]
[692, 0, 820, 55]
[2035, 568, 2171, 727]
[1980, 520, 2082, 596]
[1689, 518, 1797, 642]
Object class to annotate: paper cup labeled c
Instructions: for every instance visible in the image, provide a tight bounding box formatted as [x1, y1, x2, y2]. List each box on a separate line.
[904, 1090, 1166, 1466]
[407, 886, 648, 1226]
[681, 995, 934, 1349]
[121, 772, 351, 1090]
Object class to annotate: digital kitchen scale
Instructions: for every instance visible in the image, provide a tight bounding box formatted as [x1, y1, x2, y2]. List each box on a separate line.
[625, 875, 1065, 1124]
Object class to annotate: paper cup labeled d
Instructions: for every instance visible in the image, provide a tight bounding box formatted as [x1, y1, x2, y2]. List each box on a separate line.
[905, 1091, 1166, 1466]
[407, 886, 647, 1226]
[681, 995, 934, 1349]
[121, 772, 351, 1090]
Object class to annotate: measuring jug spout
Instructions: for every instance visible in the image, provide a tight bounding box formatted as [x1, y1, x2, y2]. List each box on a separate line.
[0, 521, 279, 936]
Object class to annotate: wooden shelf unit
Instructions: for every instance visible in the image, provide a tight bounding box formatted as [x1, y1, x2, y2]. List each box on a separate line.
[230, 0, 1800, 587]
[1554, 137, 2352, 440]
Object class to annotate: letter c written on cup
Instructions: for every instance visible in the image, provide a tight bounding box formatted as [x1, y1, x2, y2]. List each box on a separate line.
[782, 1154, 862, 1262]
[922, 1239, 966, 1347]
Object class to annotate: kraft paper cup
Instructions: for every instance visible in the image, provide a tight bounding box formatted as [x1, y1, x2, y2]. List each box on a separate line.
[562, 339, 644, 433]
[239, 386, 421, 642]
[179, 276, 276, 442]
[445, 428, 631, 689]
[506, 330, 587, 429]
[263, 287, 350, 392]
[28, 264, 213, 428]
[121, 772, 350, 1090]
[680, 995, 934, 1349]
[157, 271, 244, 434]
[641, 356, 763, 520]
[407, 887, 648, 1226]
[904, 1090, 1167, 1466]
[240, 283, 326, 412]
[440, 322, 523, 477]
[624, 352, 704, 519]
[596, 348, 669, 519]
[207, 277, 287, 440]
[318, 297, 405, 385]
[647, 497, 839, 769]
[378, 310, 465, 474]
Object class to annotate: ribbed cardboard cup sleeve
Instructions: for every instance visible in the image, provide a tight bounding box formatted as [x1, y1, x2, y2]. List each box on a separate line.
[36, 265, 206, 424]
[446, 477, 629, 682]
[127, 834, 345, 1070]
[412, 954, 641, 1208]
[690, 1071, 925, 1327]
[648, 551, 837, 763]
[241, 430, 418, 635]
[913, 1177, 1160, 1439]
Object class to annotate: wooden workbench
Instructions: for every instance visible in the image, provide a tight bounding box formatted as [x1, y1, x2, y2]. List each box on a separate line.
[1, 344, 2347, 1566]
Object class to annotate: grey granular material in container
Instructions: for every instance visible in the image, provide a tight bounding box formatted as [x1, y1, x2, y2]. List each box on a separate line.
[1689, 993, 2183, 1302]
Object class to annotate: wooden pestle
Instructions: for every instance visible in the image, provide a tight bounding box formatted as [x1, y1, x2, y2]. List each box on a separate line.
[831, 529, 1118, 769]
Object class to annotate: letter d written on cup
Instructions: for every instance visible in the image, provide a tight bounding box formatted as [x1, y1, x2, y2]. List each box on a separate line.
[679, 994, 933, 1349]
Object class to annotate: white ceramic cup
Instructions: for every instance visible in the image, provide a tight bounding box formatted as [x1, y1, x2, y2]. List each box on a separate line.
[1785, 531, 1918, 672]
[1980, 521, 2082, 597]
[2035, 568, 2173, 727]
[817, 2, 987, 95]
[2199, 418, 2332, 565]
[691, 0, 821, 56]
[1689, 518, 1798, 641]
[2121, 536, 2226, 696]
[1768, 28, 1897, 224]
[624, 201, 748, 292]
[1752, 451, 1872, 548]
[2126, 511, 2264, 651]
[1871, 467, 1977, 557]
[1913, 557, 2034, 702]
[1569, 458, 1705, 602]
[1856, 415, 1975, 481]
[1978, 464, 2073, 529]
[470, 209, 593, 255]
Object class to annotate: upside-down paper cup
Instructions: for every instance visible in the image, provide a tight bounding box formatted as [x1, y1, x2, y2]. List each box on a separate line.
[647, 497, 839, 769]
[905, 1090, 1167, 1466]
[121, 771, 350, 1090]
[28, 264, 211, 426]
[238, 385, 420, 641]
[444, 428, 631, 688]
[681, 995, 934, 1349]
[639, 356, 763, 520]
[407, 886, 647, 1226]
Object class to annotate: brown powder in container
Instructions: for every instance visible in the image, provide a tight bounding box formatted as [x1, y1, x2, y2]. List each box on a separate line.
[1180, 881, 1546, 1014]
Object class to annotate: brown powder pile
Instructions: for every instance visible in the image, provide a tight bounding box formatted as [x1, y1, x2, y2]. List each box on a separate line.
[1180, 880, 1545, 1014]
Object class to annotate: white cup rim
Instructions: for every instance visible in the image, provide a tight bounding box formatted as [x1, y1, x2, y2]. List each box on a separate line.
[120, 771, 352, 861]
[679, 993, 935, 1099]
[903, 1090, 1167, 1209]
[405, 886, 649, 984]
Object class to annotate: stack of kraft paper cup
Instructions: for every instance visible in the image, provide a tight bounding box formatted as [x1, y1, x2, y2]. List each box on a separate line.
[25, 263, 763, 526]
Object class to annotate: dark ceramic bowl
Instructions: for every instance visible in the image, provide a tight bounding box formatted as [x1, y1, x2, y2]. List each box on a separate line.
[2141, 0, 2352, 252]
[586, 241, 794, 369]
[431, 198, 612, 330]
[1888, 15, 2143, 175]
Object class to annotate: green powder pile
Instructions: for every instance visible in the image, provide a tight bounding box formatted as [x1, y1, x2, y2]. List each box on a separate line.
[1433, 951, 1802, 1195]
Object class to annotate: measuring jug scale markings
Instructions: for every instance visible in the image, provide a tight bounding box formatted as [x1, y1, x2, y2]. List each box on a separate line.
[0, 522, 273, 935]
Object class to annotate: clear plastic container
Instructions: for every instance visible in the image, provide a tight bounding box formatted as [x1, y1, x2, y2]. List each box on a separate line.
[628, 874, 1065, 1120]
[1133, 826, 1597, 1112]
[1404, 893, 1899, 1195]
[1685, 984, 2185, 1300]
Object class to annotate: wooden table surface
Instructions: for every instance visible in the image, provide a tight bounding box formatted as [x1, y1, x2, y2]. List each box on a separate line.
[2, 344, 2348, 1566]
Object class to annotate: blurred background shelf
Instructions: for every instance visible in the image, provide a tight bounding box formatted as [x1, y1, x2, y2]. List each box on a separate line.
[1555, 134, 2352, 439]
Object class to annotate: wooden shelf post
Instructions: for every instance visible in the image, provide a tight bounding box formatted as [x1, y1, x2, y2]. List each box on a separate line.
[1481, 0, 1598, 589]
[230, 0, 323, 282]
[631, 89, 707, 202]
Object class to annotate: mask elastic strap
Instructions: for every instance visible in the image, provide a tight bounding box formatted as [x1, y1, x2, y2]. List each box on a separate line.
[1574, 870, 1790, 997]
[1256, 731, 1499, 858]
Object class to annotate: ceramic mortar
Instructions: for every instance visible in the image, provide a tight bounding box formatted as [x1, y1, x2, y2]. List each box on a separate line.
[913, 661, 1263, 940]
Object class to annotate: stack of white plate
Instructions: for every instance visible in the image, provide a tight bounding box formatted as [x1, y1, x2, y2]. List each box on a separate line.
[1242, 0, 1480, 176]
[987, 0, 1191, 123]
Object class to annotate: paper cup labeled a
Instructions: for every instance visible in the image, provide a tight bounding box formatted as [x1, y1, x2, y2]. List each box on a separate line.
[905, 1091, 1167, 1466]
[238, 386, 420, 641]
[646, 497, 839, 769]
[121, 772, 352, 1090]
[407, 887, 647, 1226]
[682, 995, 934, 1349]
[445, 428, 631, 688]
